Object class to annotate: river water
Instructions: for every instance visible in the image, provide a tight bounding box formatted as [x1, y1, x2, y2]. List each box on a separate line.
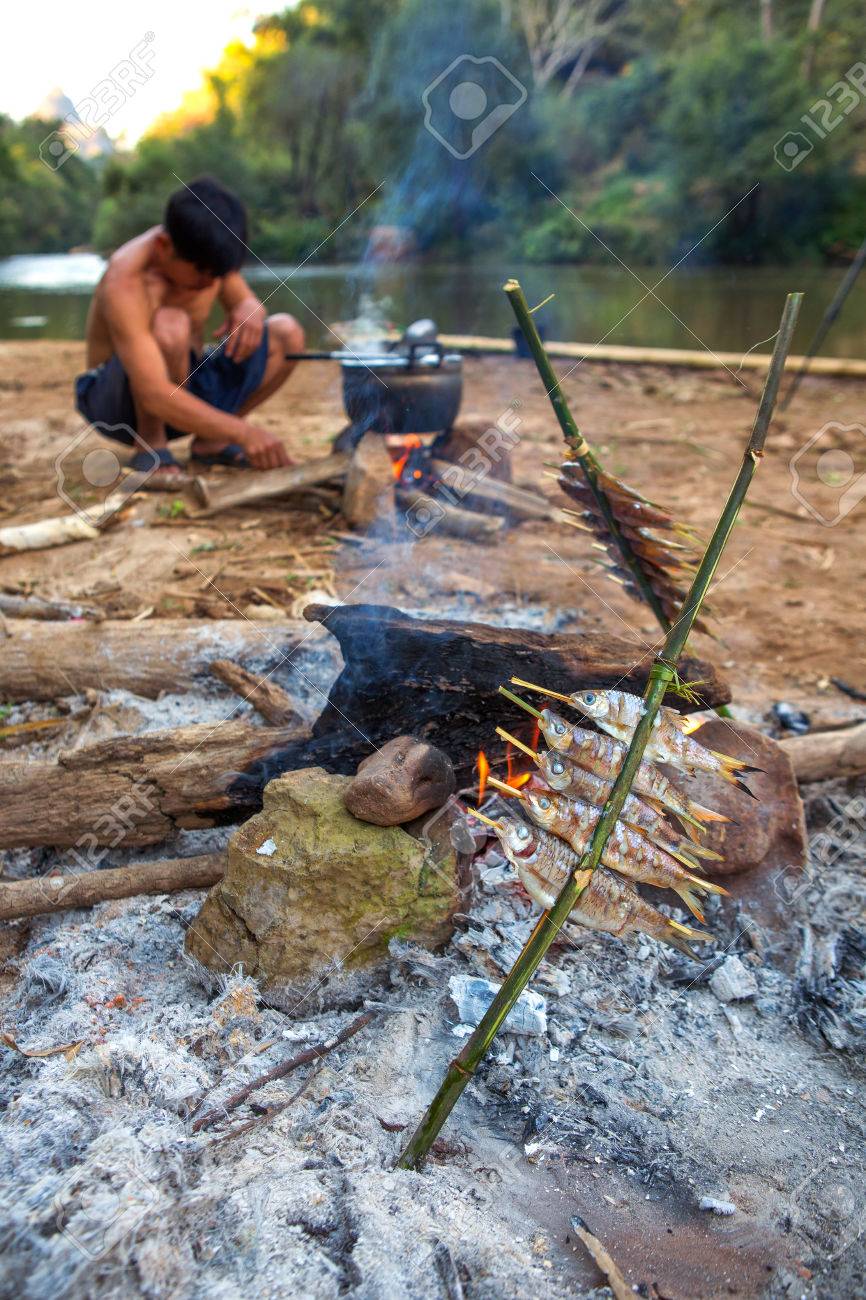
[0, 253, 863, 357]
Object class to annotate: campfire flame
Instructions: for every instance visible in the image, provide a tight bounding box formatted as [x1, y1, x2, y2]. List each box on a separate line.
[476, 750, 490, 802]
[390, 434, 424, 481]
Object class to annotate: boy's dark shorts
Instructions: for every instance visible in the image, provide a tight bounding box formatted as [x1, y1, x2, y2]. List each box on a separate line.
[74, 327, 270, 444]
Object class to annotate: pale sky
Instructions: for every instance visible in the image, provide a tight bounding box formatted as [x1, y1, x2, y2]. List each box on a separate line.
[1, 0, 273, 144]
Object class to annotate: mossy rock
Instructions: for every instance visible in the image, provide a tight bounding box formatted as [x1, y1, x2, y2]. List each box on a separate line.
[185, 767, 457, 1004]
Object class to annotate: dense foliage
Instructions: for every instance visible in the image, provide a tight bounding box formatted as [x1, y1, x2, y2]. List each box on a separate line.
[5, 0, 866, 264]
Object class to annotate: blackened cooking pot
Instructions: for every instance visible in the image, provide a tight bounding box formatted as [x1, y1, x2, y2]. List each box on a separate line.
[285, 341, 463, 433]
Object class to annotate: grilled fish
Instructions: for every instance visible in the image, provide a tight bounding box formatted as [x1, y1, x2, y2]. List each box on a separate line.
[483, 815, 710, 957]
[522, 789, 728, 922]
[536, 707, 729, 835]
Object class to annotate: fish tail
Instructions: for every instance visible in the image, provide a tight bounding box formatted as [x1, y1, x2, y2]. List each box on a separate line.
[674, 885, 706, 923]
[664, 918, 712, 959]
[686, 799, 731, 827]
[685, 872, 730, 897]
[709, 748, 749, 771]
[709, 753, 760, 799]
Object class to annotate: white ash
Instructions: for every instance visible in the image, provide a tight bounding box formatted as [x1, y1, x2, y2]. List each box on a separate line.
[0, 785, 865, 1296]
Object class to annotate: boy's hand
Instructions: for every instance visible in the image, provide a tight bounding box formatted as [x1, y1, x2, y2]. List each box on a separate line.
[241, 425, 293, 470]
[215, 298, 266, 362]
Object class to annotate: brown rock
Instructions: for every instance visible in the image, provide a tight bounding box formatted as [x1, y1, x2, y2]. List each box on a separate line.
[185, 766, 458, 1006]
[344, 735, 456, 826]
[342, 432, 395, 532]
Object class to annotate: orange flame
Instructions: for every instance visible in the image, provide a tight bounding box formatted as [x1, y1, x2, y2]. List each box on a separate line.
[476, 750, 490, 802]
[505, 740, 532, 789]
[390, 434, 423, 480]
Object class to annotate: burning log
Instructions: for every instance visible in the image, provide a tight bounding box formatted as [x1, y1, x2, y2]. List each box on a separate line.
[0, 618, 307, 702]
[0, 719, 306, 849]
[298, 603, 730, 781]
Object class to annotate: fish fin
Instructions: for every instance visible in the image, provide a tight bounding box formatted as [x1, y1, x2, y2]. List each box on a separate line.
[669, 846, 708, 871]
[709, 756, 760, 799]
[674, 886, 706, 923]
[669, 918, 711, 941]
[685, 872, 730, 897]
[682, 842, 725, 862]
[687, 801, 731, 825]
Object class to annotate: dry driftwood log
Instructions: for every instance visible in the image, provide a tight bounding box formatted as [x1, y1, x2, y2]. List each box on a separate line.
[779, 720, 866, 782]
[0, 719, 306, 849]
[0, 854, 225, 920]
[209, 658, 306, 726]
[429, 461, 566, 523]
[192, 453, 349, 516]
[297, 602, 730, 779]
[0, 618, 307, 702]
[395, 488, 506, 541]
[0, 515, 100, 553]
[0, 593, 104, 622]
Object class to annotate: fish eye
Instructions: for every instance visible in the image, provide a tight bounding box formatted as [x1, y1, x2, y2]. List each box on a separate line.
[552, 719, 566, 735]
[550, 756, 565, 774]
[537, 797, 550, 810]
[516, 824, 530, 840]
[583, 692, 596, 704]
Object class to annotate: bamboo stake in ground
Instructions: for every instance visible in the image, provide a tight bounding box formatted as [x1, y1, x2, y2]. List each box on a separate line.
[396, 291, 802, 1171]
[505, 278, 670, 629]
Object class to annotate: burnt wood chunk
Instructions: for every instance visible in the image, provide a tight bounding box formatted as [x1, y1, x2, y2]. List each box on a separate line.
[300, 603, 730, 779]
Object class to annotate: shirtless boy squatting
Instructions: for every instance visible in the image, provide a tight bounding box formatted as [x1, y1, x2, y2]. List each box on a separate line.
[76, 175, 303, 480]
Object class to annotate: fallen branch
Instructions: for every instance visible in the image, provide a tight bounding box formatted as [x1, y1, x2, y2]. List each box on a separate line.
[191, 1010, 376, 1132]
[779, 720, 866, 782]
[192, 453, 349, 516]
[396, 290, 803, 1170]
[0, 854, 225, 920]
[209, 658, 307, 726]
[0, 514, 100, 553]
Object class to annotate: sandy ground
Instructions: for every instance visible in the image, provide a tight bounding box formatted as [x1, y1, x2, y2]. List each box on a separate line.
[0, 343, 865, 1299]
[0, 341, 865, 721]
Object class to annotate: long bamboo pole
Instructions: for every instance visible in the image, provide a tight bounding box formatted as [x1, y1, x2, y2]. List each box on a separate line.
[396, 291, 802, 1171]
[504, 278, 670, 629]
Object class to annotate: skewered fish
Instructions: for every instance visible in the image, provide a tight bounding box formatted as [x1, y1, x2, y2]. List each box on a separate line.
[515, 679, 755, 795]
[521, 788, 728, 922]
[503, 741, 723, 867]
[530, 707, 729, 834]
[473, 813, 709, 958]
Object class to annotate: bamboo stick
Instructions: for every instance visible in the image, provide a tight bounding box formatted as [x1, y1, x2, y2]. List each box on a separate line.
[415, 332, 864, 376]
[505, 278, 670, 629]
[395, 291, 802, 1171]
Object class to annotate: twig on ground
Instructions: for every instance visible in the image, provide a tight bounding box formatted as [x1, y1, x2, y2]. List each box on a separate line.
[191, 1010, 377, 1132]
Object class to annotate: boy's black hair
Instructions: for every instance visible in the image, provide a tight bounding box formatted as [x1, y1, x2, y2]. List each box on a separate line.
[164, 176, 247, 275]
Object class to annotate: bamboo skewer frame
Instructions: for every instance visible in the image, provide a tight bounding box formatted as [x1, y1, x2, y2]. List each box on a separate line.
[505, 278, 670, 630]
[396, 291, 803, 1171]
